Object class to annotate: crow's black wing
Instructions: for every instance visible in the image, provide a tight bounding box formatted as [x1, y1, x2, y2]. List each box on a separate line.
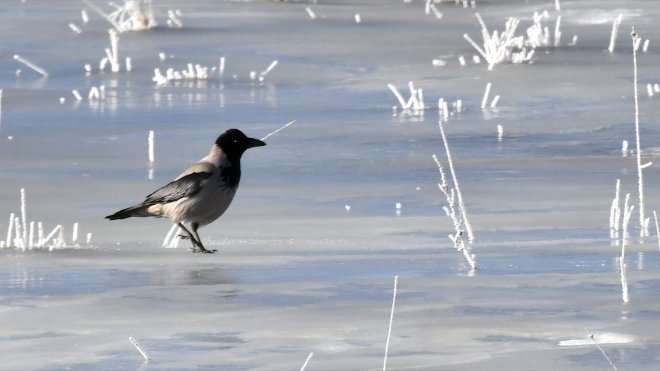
[142, 172, 213, 206]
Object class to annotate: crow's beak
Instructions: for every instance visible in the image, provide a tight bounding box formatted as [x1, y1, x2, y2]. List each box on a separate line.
[247, 137, 266, 148]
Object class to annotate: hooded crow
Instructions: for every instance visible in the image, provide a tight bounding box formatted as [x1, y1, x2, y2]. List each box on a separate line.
[106, 128, 266, 253]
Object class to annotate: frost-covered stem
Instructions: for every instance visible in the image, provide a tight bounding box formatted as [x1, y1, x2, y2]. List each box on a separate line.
[433, 155, 477, 269]
[72, 222, 79, 243]
[417, 89, 425, 111]
[463, 34, 489, 62]
[585, 329, 618, 371]
[40, 225, 62, 248]
[490, 95, 500, 108]
[148, 130, 155, 162]
[407, 81, 420, 110]
[14, 217, 22, 249]
[260, 60, 278, 78]
[305, 7, 316, 20]
[481, 82, 491, 109]
[13, 54, 49, 77]
[6, 213, 15, 248]
[387, 84, 409, 109]
[82, 0, 122, 31]
[608, 15, 622, 53]
[438, 121, 474, 241]
[28, 222, 34, 248]
[20, 188, 27, 244]
[382, 275, 398, 371]
[620, 193, 633, 304]
[128, 337, 150, 361]
[631, 29, 647, 232]
[37, 222, 43, 246]
[456, 234, 476, 268]
[261, 120, 298, 142]
[554, 16, 561, 47]
[163, 224, 179, 247]
[219, 57, 226, 80]
[654, 210, 660, 251]
[108, 29, 120, 72]
[609, 179, 621, 230]
[57, 224, 65, 248]
[300, 352, 314, 371]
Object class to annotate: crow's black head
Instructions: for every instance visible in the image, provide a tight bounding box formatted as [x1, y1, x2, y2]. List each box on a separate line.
[215, 129, 266, 160]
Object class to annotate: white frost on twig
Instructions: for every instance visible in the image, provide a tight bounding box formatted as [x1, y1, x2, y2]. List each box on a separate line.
[300, 352, 314, 371]
[631, 29, 649, 235]
[619, 193, 633, 304]
[13, 54, 49, 77]
[608, 14, 623, 53]
[128, 336, 150, 361]
[585, 329, 619, 371]
[382, 275, 398, 371]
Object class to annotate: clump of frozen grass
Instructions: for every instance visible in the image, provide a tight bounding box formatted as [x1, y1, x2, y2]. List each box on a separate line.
[154, 58, 278, 85]
[464, 10, 565, 70]
[382, 275, 398, 371]
[631, 29, 651, 235]
[525, 11, 551, 48]
[0, 188, 93, 251]
[153, 63, 212, 85]
[83, 0, 155, 32]
[463, 13, 533, 70]
[388, 81, 425, 116]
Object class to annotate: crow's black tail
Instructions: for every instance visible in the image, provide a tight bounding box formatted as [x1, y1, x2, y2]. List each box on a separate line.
[105, 205, 147, 220]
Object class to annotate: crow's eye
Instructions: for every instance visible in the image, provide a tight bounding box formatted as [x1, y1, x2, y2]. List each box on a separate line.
[233, 139, 239, 143]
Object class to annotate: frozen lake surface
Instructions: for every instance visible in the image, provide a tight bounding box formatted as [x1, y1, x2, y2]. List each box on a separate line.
[2, 0, 660, 369]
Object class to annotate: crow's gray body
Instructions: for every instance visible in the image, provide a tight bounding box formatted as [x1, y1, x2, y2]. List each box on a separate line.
[106, 129, 265, 253]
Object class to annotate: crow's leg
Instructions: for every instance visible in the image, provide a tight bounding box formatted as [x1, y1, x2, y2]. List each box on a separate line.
[192, 222, 217, 253]
[177, 222, 212, 253]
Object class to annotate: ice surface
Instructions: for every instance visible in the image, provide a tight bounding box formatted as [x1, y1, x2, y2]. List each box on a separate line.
[3, 0, 660, 369]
